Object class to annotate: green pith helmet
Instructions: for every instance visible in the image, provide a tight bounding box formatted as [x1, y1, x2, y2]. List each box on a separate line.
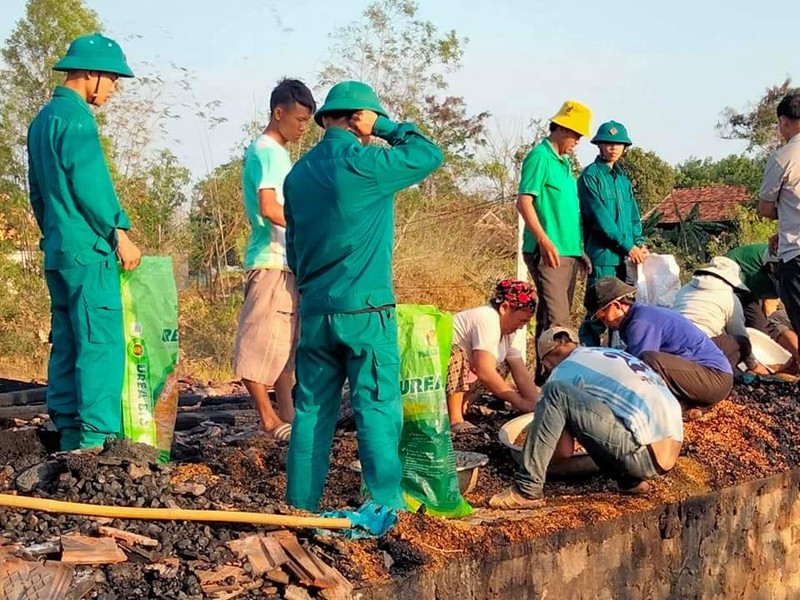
[314, 81, 388, 127]
[591, 121, 632, 145]
[53, 33, 134, 78]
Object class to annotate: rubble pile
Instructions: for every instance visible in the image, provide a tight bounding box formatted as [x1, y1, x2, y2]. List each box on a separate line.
[0, 377, 798, 598]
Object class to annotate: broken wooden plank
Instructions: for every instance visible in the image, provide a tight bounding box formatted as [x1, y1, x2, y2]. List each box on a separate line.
[265, 568, 290, 585]
[307, 546, 354, 599]
[284, 585, 314, 600]
[271, 531, 341, 589]
[268, 532, 314, 586]
[60, 535, 127, 565]
[97, 525, 159, 547]
[261, 534, 289, 567]
[226, 535, 273, 575]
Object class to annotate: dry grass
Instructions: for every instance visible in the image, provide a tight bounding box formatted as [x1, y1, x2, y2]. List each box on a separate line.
[0, 198, 583, 382]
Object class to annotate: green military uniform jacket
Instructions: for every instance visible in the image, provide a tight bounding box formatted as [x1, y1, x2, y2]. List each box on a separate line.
[725, 244, 777, 301]
[284, 116, 443, 315]
[27, 86, 131, 270]
[578, 156, 644, 267]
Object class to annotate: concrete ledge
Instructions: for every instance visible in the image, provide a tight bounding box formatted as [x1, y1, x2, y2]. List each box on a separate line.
[360, 468, 800, 599]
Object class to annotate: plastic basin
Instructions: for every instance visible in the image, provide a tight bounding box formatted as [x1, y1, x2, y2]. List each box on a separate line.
[747, 327, 791, 367]
[349, 450, 489, 496]
[499, 413, 599, 476]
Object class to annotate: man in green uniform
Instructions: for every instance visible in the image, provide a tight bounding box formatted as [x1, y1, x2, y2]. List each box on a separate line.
[516, 100, 592, 384]
[578, 121, 646, 346]
[726, 243, 799, 367]
[283, 81, 443, 511]
[27, 33, 140, 451]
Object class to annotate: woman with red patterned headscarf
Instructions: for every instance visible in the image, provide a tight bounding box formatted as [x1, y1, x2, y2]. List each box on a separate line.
[446, 280, 540, 434]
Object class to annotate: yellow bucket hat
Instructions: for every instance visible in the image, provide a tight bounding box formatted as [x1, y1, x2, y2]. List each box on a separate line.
[550, 100, 592, 137]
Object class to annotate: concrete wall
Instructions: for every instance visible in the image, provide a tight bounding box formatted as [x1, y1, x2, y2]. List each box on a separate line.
[361, 469, 800, 600]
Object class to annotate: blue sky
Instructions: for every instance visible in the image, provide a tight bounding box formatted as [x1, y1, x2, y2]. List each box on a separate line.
[1, 0, 797, 180]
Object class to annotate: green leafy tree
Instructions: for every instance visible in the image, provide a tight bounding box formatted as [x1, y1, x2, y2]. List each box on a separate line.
[619, 147, 676, 214]
[0, 0, 101, 269]
[717, 78, 792, 156]
[189, 160, 246, 298]
[675, 154, 766, 196]
[123, 150, 191, 253]
[320, 0, 488, 190]
[732, 204, 777, 247]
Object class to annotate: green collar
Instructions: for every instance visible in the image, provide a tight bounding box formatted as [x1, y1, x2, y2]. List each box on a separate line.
[323, 127, 360, 143]
[544, 138, 572, 164]
[592, 155, 621, 174]
[53, 86, 93, 117]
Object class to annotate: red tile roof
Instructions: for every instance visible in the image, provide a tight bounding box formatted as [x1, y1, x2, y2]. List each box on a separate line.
[651, 185, 751, 224]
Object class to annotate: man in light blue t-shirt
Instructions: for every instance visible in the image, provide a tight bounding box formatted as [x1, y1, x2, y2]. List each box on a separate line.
[491, 327, 683, 509]
[232, 79, 316, 441]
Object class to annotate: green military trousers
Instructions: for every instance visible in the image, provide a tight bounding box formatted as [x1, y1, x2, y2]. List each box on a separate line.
[286, 307, 405, 511]
[578, 264, 628, 347]
[44, 258, 124, 450]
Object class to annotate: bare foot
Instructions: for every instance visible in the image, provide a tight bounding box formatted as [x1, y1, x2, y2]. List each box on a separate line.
[617, 480, 652, 495]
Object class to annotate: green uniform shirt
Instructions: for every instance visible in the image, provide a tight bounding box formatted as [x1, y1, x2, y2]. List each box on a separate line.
[725, 244, 777, 301]
[519, 140, 582, 256]
[27, 86, 131, 270]
[578, 156, 645, 267]
[242, 134, 292, 271]
[284, 116, 443, 315]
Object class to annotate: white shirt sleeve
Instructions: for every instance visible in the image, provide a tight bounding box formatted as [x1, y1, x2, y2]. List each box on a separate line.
[468, 313, 502, 360]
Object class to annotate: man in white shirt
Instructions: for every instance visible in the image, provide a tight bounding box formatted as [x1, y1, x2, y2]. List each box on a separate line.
[490, 327, 683, 509]
[446, 280, 539, 433]
[759, 89, 800, 338]
[672, 257, 767, 373]
[232, 79, 315, 441]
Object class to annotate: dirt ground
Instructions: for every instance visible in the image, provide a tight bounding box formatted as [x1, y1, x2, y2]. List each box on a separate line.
[0, 376, 798, 598]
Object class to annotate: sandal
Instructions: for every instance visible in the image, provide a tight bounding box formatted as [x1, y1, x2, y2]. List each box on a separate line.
[489, 486, 545, 509]
[450, 421, 480, 435]
[266, 422, 292, 442]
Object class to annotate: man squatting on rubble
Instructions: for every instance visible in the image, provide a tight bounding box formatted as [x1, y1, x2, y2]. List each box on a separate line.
[588, 277, 733, 416]
[490, 327, 683, 509]
[726, 243, 800, 370]
[672, 256, 768, 374]
[445, 280, 540, 434]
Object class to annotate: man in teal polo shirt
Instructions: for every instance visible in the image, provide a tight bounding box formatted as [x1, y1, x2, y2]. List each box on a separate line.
[578, 121, 646, 346]
[283, 81, 444, 511]
[27, 34, 141, 451]
[516, 100, 592, 383]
